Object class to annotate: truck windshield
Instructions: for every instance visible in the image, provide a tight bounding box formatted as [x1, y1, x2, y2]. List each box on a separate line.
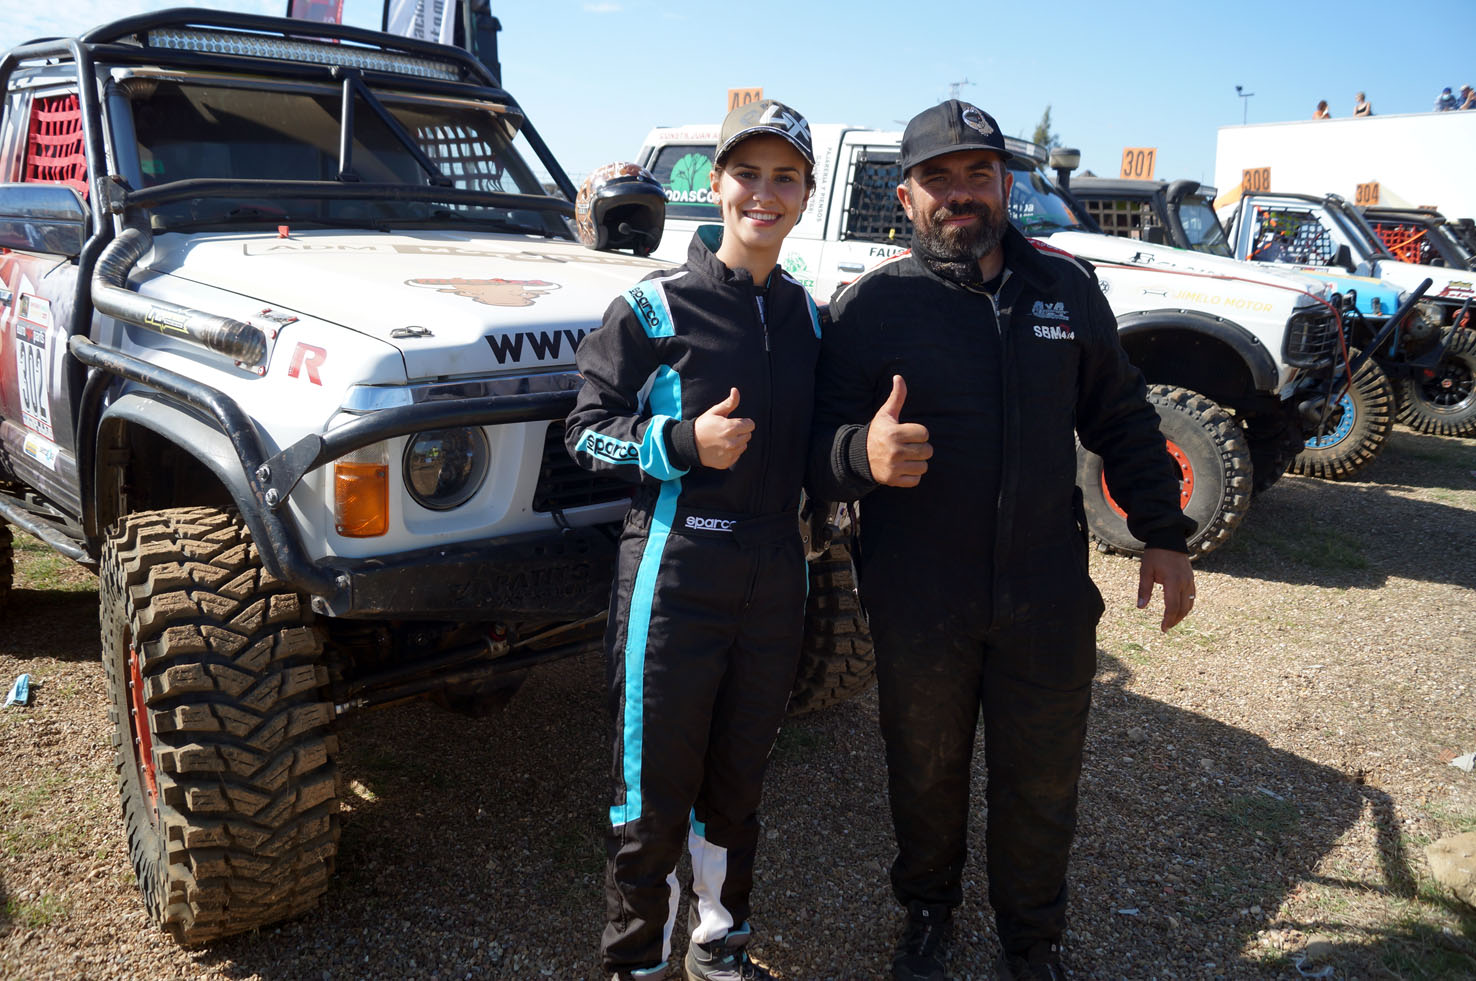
[1006, 162, 1084, 235]
[129, 79, 568, 237]
[1176, 196, 1232, 256]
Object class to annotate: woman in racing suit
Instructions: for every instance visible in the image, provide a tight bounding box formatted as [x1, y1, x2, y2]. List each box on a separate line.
[566, 99, 820, 981]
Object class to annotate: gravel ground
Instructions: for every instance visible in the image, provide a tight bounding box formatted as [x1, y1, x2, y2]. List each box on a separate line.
[2, 426, 1475, 981]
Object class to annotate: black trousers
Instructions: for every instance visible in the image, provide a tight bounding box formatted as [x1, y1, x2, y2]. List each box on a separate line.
[600, 509, 806, 973]
[868, 581, 1102, 956]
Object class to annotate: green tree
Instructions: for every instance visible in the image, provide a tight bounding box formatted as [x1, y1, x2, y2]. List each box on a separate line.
[1032, 106, 1060, 150]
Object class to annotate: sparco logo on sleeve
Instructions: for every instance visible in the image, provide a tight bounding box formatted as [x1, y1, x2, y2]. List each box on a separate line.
[1031, 300, 1071, 320]
[630, 285, 662, 331]
[684, 515, 736, 532]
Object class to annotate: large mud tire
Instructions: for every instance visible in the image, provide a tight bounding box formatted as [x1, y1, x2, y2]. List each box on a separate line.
[1291, 350, 1394, 480]
[100, 507, 337, 945]
[788, 545, 875, 716]
[1078, 385, 1252, 561]
[0, 521, 11, 614]
[1395, 326, 1476, 436]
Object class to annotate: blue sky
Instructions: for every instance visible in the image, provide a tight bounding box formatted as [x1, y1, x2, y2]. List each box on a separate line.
[5, 1, 1470, 189]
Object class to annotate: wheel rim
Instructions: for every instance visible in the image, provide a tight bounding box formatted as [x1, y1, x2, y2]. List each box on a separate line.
[1416, 358, 1475, 414]
[127, 641, 161, 824]
[1306, 392, 1356, 448]
[1101, 438, 1195, 519]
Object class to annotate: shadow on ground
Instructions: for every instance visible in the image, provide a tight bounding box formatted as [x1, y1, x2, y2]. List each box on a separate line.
[153, 646, 1469, 980]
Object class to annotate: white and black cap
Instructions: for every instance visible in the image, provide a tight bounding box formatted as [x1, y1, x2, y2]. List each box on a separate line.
[899, 99, 1013, 174]
[715, 99, 814, 166]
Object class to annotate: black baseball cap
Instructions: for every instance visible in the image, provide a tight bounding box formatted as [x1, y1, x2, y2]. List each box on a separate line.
[715, 99, 815, 166]
[899, 100, 1013, 174]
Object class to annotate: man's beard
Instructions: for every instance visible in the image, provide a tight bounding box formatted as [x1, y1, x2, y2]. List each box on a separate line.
[911, 200, 1007, 284]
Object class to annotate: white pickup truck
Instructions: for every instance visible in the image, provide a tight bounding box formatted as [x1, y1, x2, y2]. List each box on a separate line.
[637, 125, 1343, 559]
[1220, 192, 1476, 436]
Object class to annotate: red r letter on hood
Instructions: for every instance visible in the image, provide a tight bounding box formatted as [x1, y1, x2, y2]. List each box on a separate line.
[287, 343, 327, 385]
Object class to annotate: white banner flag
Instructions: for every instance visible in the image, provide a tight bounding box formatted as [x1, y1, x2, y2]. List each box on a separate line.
[384, 0, 458, 45]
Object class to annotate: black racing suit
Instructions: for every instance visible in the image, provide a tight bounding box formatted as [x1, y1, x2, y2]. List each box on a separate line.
[808, 224, 1192, 956]
[567, 234, 822, 975]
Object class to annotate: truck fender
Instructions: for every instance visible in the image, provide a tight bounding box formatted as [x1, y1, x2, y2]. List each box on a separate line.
[95, 392, 287, 579]
[1115, 309, 1279, 393]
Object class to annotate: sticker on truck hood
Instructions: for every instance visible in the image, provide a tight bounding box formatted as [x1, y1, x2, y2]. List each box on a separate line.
[1438, 280, 1474, 300]
[407, 277, 561, 308]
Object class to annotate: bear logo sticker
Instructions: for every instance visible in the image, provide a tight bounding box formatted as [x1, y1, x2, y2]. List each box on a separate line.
[407, 277, 561, 307]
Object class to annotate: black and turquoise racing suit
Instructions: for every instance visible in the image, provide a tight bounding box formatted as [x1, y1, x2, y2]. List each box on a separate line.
[566, 234, 822, 976]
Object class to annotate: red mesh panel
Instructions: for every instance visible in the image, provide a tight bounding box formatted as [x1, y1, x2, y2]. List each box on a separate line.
[23, 94, 88, 198]
[1371, 223, 1432, 265]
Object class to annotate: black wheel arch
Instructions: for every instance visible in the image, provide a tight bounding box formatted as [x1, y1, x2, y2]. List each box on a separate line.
[1115, 310, 1280, 410]
[94, 393, 278, 569]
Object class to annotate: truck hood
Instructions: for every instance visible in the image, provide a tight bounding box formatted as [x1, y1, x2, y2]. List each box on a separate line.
[1041, 231, 1319, 294]
[1369, 257, 1476, 306]
[149, 229, 671, 379]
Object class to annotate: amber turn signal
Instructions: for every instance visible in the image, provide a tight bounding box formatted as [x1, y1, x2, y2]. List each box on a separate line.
[335, 461, 389, 537]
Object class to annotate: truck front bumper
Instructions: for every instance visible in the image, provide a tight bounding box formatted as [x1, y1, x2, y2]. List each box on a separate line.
[318, 526, 616, 620]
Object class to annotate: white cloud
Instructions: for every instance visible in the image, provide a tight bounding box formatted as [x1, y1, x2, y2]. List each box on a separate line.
[582, 2, 622, 12]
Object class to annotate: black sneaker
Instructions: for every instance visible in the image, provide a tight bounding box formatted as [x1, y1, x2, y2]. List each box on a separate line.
[997, 941, 1069, 981]
[685, 927, 772, 981]
[891, 901, 952, 981]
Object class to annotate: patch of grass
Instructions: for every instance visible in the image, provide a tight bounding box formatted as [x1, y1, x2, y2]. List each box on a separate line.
[1212, 793, 1302, 841]
[1282, 527, 1369, 570]
[1377, 919, 1476, 979]
[13, 533, 96, 593]
[3, 893, 69, 928]
[775, 724, 829, 757]
[1391, 439, 1476, 466]
[1118, 641, 1150, 666]
[0, 774, 89, 858]
[1416, 801, 1476, 835]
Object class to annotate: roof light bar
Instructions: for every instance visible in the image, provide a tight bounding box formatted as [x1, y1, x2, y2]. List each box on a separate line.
[146, 28, 462, 81]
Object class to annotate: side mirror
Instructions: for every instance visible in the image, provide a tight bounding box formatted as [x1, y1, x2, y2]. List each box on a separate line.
[575, 162, 666, 256]
[1332, 243, 1355, 272]
[0, 183, 88, 257]
[1047, 148, 1081, 171]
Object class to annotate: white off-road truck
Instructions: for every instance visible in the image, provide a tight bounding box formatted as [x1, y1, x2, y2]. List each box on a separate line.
[0, 9, 869, 944]
[1066, 176, 1434, 482]
[637, 126, 1344, 558]
[1220, 192, 1476, 437]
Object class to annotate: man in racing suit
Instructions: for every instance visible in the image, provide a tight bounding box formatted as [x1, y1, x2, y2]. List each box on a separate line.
[808, 101, 1197, 981]
[568, 99, 822, 981]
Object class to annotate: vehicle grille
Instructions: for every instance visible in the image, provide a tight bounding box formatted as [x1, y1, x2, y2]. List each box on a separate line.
[1283, 307, 1340, 370]
[533, 421, 633, 513]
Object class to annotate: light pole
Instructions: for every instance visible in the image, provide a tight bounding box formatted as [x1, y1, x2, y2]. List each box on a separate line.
[1235, 84, 1255, 125]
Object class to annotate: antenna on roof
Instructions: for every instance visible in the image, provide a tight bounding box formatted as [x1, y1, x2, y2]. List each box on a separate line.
[946, 78, 974, 102]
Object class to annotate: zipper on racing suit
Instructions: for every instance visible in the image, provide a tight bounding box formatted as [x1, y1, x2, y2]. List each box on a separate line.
[741, 282, 774, 608]
[985, 278, 1020, 631]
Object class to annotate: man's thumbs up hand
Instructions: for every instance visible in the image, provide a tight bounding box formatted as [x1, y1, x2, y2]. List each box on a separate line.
[866, 375, 931, 487]
[694, 387, 755, 469]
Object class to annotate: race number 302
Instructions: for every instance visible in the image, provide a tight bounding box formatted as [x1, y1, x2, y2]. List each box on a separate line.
[14, 301, 54, 440]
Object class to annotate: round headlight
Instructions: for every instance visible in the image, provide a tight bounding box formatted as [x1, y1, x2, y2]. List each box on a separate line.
[403, 427, 489, 511]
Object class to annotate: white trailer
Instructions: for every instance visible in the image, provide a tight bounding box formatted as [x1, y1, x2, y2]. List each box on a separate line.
[1214, 112, 1476, 218]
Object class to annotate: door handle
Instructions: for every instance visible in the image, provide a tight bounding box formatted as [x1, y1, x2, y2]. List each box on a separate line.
[837, 261, 865, 272]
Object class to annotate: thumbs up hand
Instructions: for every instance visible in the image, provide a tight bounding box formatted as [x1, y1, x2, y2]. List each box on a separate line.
[866, 375, 932, 487]
[694, 387, 755, 469]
